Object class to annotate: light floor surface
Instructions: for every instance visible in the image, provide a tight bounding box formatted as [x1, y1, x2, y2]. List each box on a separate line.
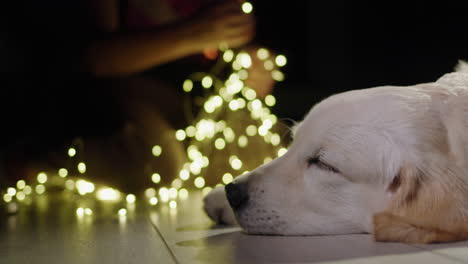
[2, 191, 468, 264]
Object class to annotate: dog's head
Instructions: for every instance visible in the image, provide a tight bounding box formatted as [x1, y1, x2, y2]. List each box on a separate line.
[226, 72, 468, 243]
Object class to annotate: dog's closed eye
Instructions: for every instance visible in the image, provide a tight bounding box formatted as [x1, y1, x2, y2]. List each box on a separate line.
[307, 156, 339, 173]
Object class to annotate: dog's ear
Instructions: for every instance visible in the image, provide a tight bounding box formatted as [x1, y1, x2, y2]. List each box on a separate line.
[373, 164, 468, 243]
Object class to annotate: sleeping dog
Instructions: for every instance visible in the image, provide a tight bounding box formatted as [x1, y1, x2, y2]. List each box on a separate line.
[203, 61, 468, 243]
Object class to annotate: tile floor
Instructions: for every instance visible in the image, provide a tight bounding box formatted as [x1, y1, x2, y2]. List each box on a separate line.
[2, 191, 468, 263]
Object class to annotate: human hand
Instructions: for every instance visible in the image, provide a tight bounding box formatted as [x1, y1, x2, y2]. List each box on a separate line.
[189, 1, 255, 52]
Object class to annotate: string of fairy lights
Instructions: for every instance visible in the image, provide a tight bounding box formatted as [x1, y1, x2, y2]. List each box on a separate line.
[1, 2, 289, 217]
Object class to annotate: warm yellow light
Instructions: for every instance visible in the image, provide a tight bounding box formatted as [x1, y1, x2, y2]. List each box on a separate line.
[265, 95, 276, 106]
[76, 180, 94, 195]
[85, 208, 93, 215]
[258, 125, 268, 136]
[185, 126, 196, 137]
[272, 70, 285, 82]
[96, 187, 121, 201]
[126, 194, 136, 203]
[179, 188, 189, 200]
[3, 194, 12, 203]
[168, 188, 178, 199]
[251, 99, 262, 110]
[238, 135, 248, 148]
[23, 185, 32, 195]
[223, 127, 235, 143]
[179, 169, 190, 181]
[171, 178, 182, 189]
[202, 187, 213, 197]
[169, 200, 177, 209]
[278, 148, 288, 157]
[230, 156, 243, 170]
[159, 187, 169, 197]
[37, 172, 47, 184]
[7, 187, 16, 196]
[145, 188, 156, 198]
[275, 55, 287, 67]
[77, 162, 86, 174]
[16, 191, 25, 201]
[149, 197, 158, 205]
[229, 100, 240, 111]
[242, 2, 253, 14]
[175, 130, 186, 141]
[222, 173, 234, 184]
[68, 148, 76, 157]
[238, 69, 248, 80]
[76, 207, 84, 216]
[58, 168, 68, 178]
[223, 49, 234, 62]
[271, 134, 281, 146]
[239, 53, 252, 68]
[264, 60, 274, 71]
[16, 180, 26, 189]
[194, 177, 205, 188]
[201, 76, 213, 88]
[35, 184, 46, 195]
[257, 48, 270, 60]
[183, 79, 193, 92]
[65, 180, 75, 190]
[152, 145, 162, 157]
[232, 60, 242, 71]
[246, 125, 257, 136]
[214, 138, 226, 150]
[118, 208, 127, 216]
[243, 88, 256, 101]
[152, 173, 161, 184]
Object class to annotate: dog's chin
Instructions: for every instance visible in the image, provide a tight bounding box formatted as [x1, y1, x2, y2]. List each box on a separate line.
[232, 206, 288, 235]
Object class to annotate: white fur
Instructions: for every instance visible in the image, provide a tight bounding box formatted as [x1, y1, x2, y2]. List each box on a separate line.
[204, 61, 468, 236]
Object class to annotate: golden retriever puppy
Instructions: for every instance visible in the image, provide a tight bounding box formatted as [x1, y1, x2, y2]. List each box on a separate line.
[203, 61, 468, 243]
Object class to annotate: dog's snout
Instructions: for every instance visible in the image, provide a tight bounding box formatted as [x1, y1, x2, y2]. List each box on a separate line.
[225, 182, 249, 210]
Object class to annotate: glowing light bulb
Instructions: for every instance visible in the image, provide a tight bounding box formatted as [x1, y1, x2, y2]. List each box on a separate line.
[77, 162, 86, 174]
[242, 2, 253, 14]
[238, 135, 248, 148]
[65, 180, 75, 190]
[271, 134, 281, 146]
[194, 177, 205, 188]
[3, 194, 12, 203]
[85, 208, 93, 215]
[149, 197, 158, 205]
[145, 188, 156, 198]
[238, 69, 248, 80]
[183, 79, 193, 92]
[229, 100, 240, 111]
[96, 188, 121, 201]
[272, 70, 285, 82]
[7, 187, 16, 196]
[264, 60, 274, 71]
[118, 208, 127, 216]
[222, 173, 234, 184]
[179, 169, 190, 181]
[168, 188, 178, 199]
[223, 49, 234, 62]
[265, 95, 276, 106]
[68, 148, 76, 157]
[171, 179, 182, 189]
[35, 185, 45, 195]
[179, 188, 189, 200]
[16, 180, 26, 189]
[37, 172, 47, 184]
[76, 180, 94, 195]
[278, 148, 288, 157]
[169, 200, 177, 209]
[214, 138, 226, 150]
[152, 145, 162, 157]
[126, 194, 136, 203]
[76, 207, 84, 216]
[201, 76, 213, 88]
[175, 130, 186, 141]
[23, 186, 32, 195]
[275, 55, 287, 67]
[230, 156, 243, 170]
[58, 168, 68, 178]
[243, 88, 256, 101]
[257, 48, 270, 60]
[239, 53, 252, 68]
[186, 126, 196, 137]
[16, 191, 25, 201]
[246, 125, 257, 136]
[152, 173, 161, 184]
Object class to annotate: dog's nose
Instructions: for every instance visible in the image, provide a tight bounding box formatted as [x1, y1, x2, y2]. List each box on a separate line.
[225, 182, 249, 210]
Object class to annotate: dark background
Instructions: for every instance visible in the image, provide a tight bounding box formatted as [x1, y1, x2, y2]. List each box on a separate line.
[1, 0, 468, 144]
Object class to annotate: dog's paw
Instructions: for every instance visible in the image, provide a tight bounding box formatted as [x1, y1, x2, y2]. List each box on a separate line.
[203, 186, 237, 225]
